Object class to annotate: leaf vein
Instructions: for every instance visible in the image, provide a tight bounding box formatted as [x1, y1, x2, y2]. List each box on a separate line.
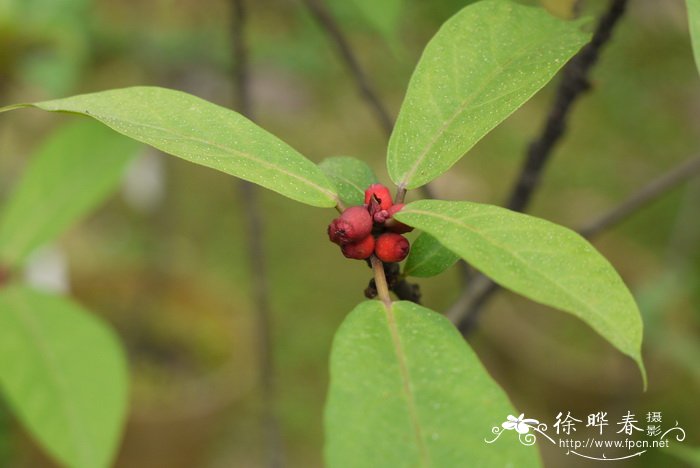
[382, 302, 432, 467]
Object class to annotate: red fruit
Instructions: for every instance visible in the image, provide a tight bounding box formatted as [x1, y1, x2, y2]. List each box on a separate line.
[327, 206, 372, 245]
[375, 233, 410, 263]
[373, 209, 390, 224]
[341, 235, 375, 260]
[385, 203, 413, 233]
[364, 184, 393, 212]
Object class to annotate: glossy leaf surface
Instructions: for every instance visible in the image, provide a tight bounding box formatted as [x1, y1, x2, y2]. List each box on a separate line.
[394, 200, 646, 385]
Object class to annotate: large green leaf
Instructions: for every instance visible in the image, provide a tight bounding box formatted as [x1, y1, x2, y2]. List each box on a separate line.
[325, 300, 541, 467]
[0, 86, 338, 208]
[319, 156, 377, 206]
[687, 0, 700, 75]
[387, 0, 589, 189]
[0, 119, 138, 267]
[0, 286, 128, 468]
[403, 232, 459, 277]
[394, 200, 646, 386]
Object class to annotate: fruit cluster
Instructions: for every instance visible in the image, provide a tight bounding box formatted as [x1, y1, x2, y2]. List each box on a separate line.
[327, 184, 412, 262]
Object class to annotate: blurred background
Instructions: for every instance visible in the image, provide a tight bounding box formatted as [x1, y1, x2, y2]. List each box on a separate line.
[0, 0, 698, 466]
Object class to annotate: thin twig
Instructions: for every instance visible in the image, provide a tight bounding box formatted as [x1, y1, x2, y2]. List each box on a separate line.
[371, 255, 393, 307]
[231, 1, 285, 466]
[301, 0, 393, 137]
[448, 154, 700, 333]
[232, 0, 252, 117]
[394, 185, 407, 205]
[579, 156, 700, 238]
[301, 0, 437, 201]
[450, 278, 499, 335]
[450, 0, 629, 333]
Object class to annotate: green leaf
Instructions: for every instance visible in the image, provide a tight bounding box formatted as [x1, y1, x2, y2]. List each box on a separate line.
[0, 119, 138, 267]
[0, 286, 128, 468]
[0, 86, 338, 208]
[403, 232, 459, 277]
[387, 0, 589, 189]
[394, 200, 646, 386]
[325, 300, 541, 467]
[319, 156, 377, 206]
[686, 0, 700, 76]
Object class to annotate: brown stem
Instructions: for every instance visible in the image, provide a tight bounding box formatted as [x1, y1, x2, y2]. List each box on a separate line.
[506, 0, 628, 212]
[231, 1, 285, 466]
[371, 255, 392, 307]
[394, 184, 407, 205]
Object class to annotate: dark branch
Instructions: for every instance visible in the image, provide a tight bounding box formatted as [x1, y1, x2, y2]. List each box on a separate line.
[231, 1, 285, 466]
[232, 0, 252, 117]
[507, 0, 628, 212]
[450, 276, 499, 335]
[450, 0, 629, 333]
[449, 154, 700, 334]
[301, 0, 393, 137]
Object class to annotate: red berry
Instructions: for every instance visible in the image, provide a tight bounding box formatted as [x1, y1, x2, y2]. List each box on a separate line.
[327, 206, 372, 245]
[375, 233, 410, 263]
[385, 203, 413, 233]
[373, 209, 390, 224]
[364, 184, 393, 212]
[341, 235, 375, 260]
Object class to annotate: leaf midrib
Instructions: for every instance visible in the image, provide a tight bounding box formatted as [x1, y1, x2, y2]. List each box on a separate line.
[382, 302, 431, 466]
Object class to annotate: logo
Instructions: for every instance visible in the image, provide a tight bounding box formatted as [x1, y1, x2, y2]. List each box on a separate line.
[485, 411, 686, 461]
